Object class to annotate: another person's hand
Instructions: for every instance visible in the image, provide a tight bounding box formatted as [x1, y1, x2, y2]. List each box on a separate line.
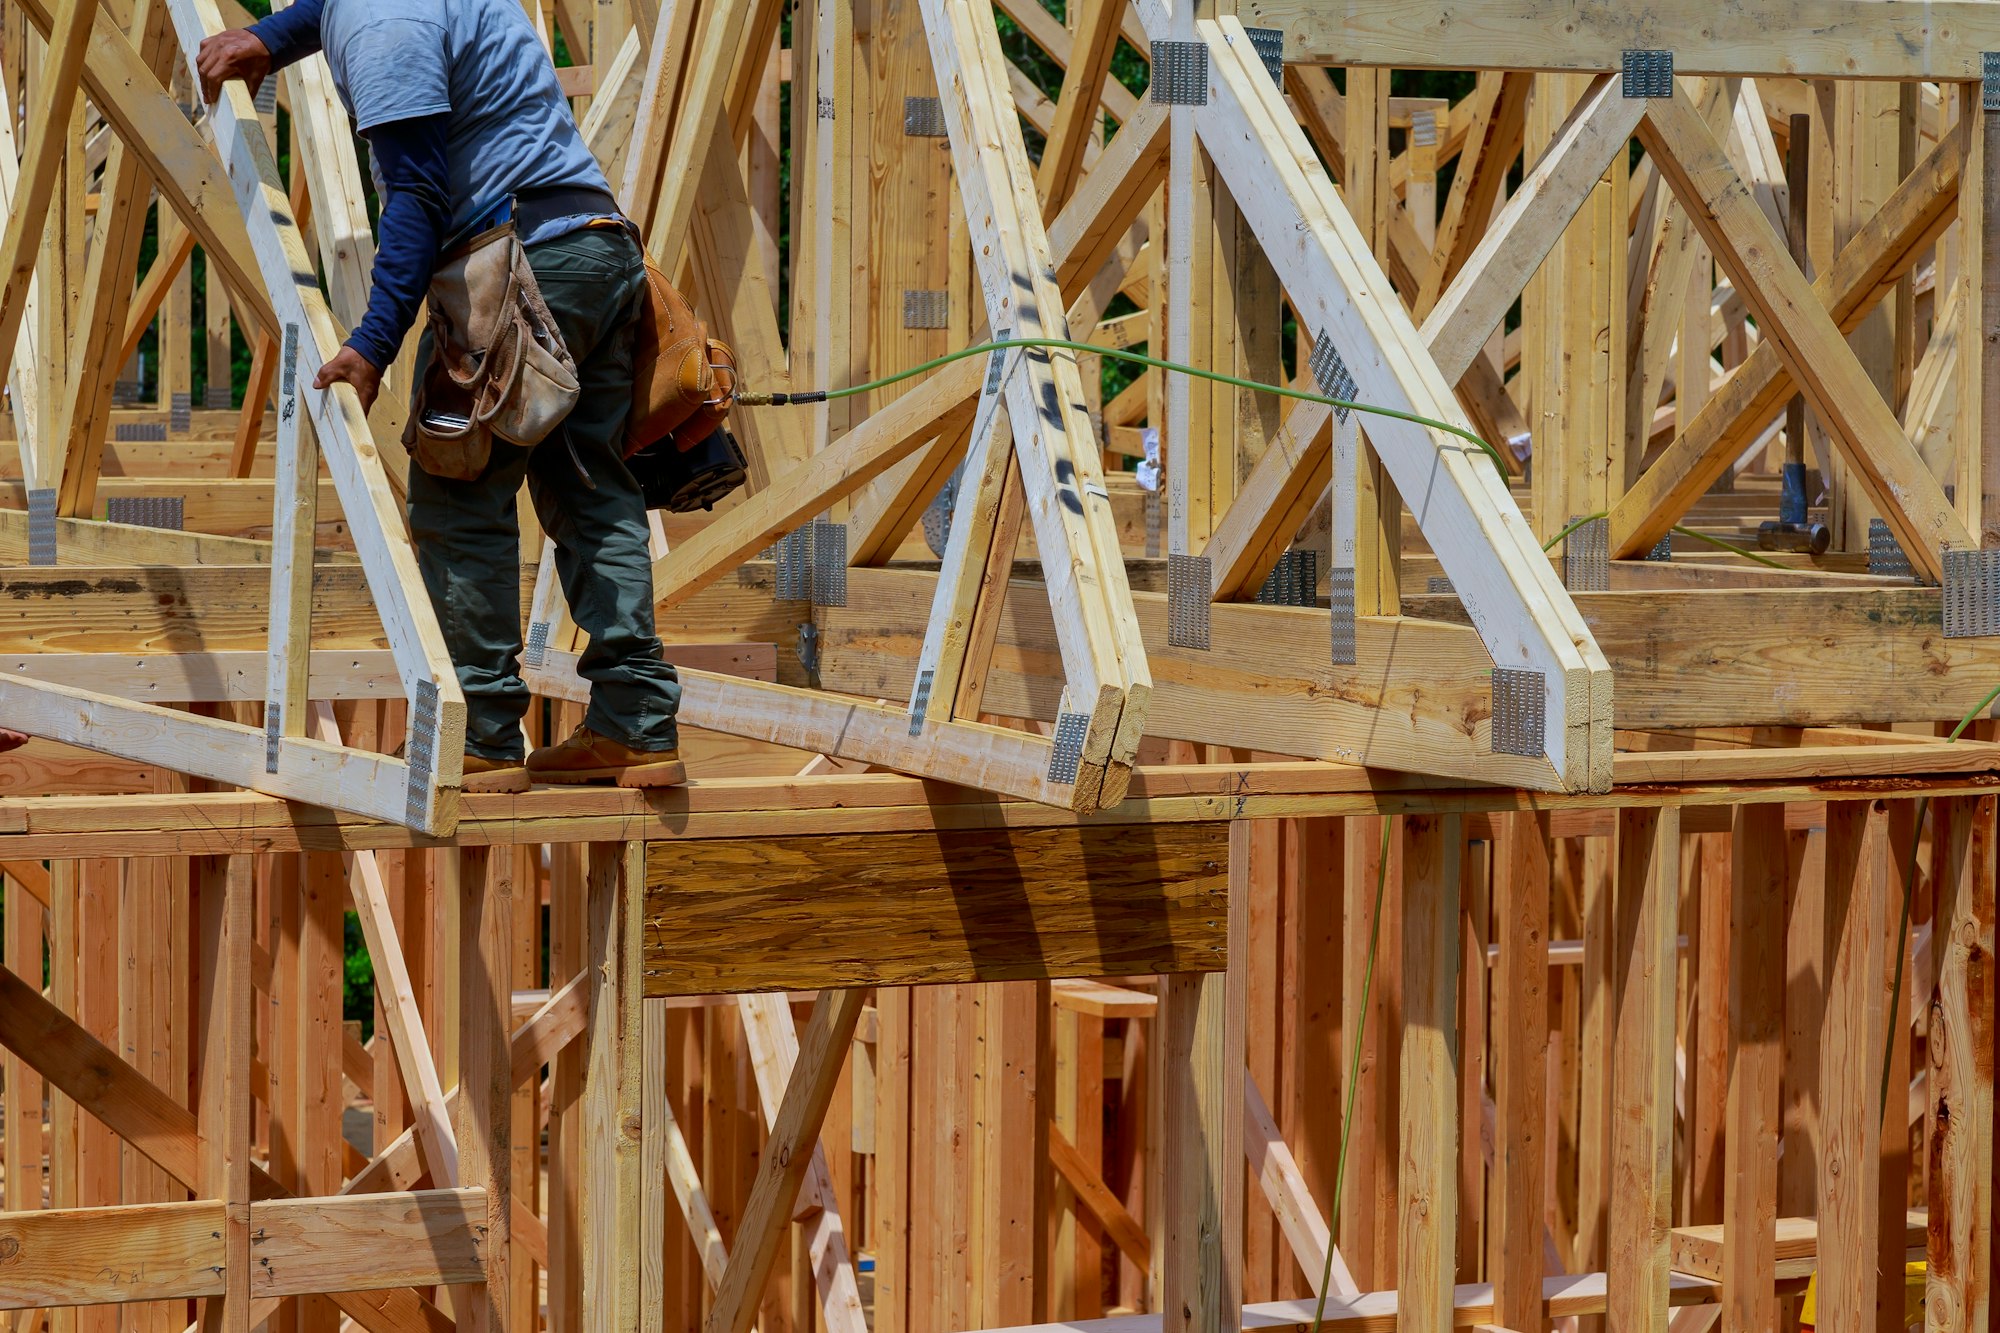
[0, 729, 29, 754]
[196, 28, 272, 104]
[315, 346, 384, 413]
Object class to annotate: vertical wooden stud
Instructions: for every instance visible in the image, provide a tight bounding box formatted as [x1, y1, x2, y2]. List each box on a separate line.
[197, 855, 251, 1333]
[1398, 814, 1461, 1332]
[457, 845, 514, 1332]
[1160, 820, 1248, 1333]
[1926, 795, 1995, 1329]
[1820, 800, 1894, 1333]
[1723, 805, 1786, 1331]
[1607, 806, 1679, 1333]
[1492, 812, 1550, 1332]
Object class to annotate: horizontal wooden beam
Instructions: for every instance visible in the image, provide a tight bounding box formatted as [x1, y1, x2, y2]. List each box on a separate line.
[0, 762, 1993, 857]
[1237, 0, 2000, 78]
[0, 643, 774, 703]
[827, 568, 2000, 751]
[0, 1191, 485, 1310]
[643, 822, 1229, 993]
[820, 567, 1569, 789]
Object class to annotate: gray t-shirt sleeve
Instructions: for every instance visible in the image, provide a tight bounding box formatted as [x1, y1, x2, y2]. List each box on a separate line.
[337, 17, 452, 132]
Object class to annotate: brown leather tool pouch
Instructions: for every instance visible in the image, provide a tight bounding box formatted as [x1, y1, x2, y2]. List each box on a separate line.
[404, 219, 580, 480]
[624, 251, 736, 457]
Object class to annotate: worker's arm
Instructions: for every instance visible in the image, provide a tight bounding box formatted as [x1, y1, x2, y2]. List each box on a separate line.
[195, 0, 325, 102]
[246, 0, 327, 71]
[314, 113, 451, 410]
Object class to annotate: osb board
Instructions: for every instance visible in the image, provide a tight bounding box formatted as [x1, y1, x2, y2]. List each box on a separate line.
[643, 822, 1230, 994]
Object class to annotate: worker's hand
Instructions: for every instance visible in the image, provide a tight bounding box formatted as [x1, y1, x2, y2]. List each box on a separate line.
[0, 729, 27, 755]
[195, 28, 272, 104]
[315, 346, 383, 414]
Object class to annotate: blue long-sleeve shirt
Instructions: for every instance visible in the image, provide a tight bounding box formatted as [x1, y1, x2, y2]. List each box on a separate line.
[246, 0, 323, 70]
[248, 1, 448, 371]
[245, 0, 609, 373]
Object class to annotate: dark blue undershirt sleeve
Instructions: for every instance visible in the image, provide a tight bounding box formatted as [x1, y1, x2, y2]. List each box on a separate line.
[348, 114, 452, 373]
[244, 0, 326, 72]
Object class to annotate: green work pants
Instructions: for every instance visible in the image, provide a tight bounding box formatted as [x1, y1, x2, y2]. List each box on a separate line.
[407, 225, 681, 761]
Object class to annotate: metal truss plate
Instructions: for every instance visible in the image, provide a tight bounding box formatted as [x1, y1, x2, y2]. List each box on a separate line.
[1150, 41, 1208, 105]
[1943, 547, 2000, 638]
[255, 80, 278, 115]
[796, 623, 820, 680]
[205, 385, 234, 410]
[1646, 534, 1673, 562]
[774, 525, 812, 601]
[902, 289, 950, 329]
[1256, 549, 1317, 607]
[27, 489, 55, 567]
[1143, 488, 1161, 559]
[106, 495, 185, 530]
[1490, 667, 1546, 758]
[265, 703, 282, 774]
[909, 669, 934, 736]
[903, 95, 948, 136]
[1328, 564, 1356, 666]
[113, 422, 167, 442]
[983, 329, 1014, 398]
[1410, 109, 1438, 148]
[1563, 515, 1609, 591]
[404, 679, 440, 826]
[1986, 52, 2000, 111]
[921, 463, 961, 559]
[1622, 49, 1673, 98]
[1309, 331, 1356, 418]
[1426, 576, 1455, 595]
[1167, 552, 1212, 650]
[1244, 27, 1284, 85]
[810, 518, 847, 607]
[281, 323, 300, 396]
[112, 380, 140, 406]
[1869, 517, 1914, 580]
[1047, 711, 1090, 786]
[169, 392, 191, 434]
[524, 619, 552, 669]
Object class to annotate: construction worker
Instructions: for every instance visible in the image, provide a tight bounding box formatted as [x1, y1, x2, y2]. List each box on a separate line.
[196, 0, 686, 792]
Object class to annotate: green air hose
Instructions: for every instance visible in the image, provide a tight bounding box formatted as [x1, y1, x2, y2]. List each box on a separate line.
[736, 337, 1517, 476]
[746, 341, 1806, 574]
[1540, 509, 1791, 571]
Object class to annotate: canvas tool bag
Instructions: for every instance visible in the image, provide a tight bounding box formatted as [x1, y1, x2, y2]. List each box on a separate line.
[624, 249, 737, 457]
[404, 218, 580, 480]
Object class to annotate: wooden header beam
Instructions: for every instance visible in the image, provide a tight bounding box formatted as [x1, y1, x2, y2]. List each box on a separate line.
[1237, 0, 2000, 79]
[0, 762, 1996, 858]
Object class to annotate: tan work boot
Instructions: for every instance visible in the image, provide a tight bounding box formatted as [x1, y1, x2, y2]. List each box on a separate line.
[462, 753, 530, 794]
[528, 724, 687, 788]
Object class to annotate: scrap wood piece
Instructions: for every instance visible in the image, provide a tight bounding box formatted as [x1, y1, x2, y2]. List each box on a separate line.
[1634, 83, 1969, 579]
